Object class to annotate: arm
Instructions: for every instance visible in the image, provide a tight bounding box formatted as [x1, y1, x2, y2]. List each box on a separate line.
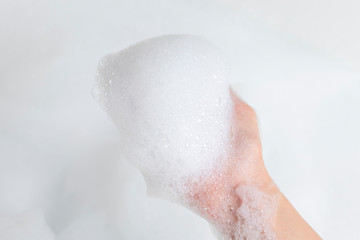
[186, 90, 322, 240]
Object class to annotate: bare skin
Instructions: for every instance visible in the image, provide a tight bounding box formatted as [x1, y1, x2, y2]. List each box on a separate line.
[185, 90, 322, 240]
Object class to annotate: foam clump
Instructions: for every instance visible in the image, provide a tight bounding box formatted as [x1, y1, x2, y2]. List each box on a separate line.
[95, 35, 232, 200]
[95, 35, 279, 240]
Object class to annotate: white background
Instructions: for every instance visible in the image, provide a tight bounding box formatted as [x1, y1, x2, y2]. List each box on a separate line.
[0, 0, 359, 239]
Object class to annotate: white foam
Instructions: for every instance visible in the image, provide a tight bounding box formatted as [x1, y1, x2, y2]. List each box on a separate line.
[95, 35, 279, 240]
[95, 35, 232, 200]
[235, 186, 278, 240]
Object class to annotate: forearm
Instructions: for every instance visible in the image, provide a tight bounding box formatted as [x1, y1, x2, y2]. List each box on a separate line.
[192, 162, 322, 240]
[274, 187, 322, 240]
[230, 173, 322, 240]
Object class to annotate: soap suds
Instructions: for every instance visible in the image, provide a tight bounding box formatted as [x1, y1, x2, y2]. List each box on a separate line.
[208, 185, 279, 240]
[95, 35, 232, 200]
[235, 186, 278, 240]
[95, 35, 278, 240]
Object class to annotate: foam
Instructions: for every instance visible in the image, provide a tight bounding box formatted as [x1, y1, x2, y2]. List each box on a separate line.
[95, 35, 232, 200]
[235, 186, 278, 240]
[95, 35, 278, 240]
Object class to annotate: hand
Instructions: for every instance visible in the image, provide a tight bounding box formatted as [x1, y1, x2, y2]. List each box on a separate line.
[184, 89, 322, 240]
